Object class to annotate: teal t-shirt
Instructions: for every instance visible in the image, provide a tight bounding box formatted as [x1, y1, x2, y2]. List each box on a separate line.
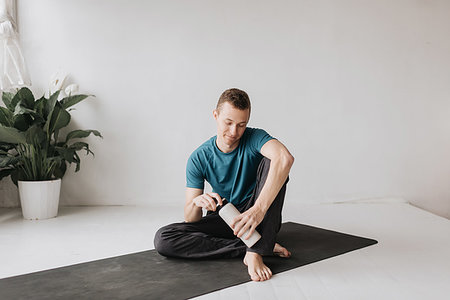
[186, 127, 275, 206]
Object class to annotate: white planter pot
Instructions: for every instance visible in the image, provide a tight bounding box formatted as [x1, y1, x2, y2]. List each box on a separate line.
[18, 179, 61, 220]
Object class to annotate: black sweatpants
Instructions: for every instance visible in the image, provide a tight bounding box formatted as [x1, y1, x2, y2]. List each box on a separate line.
[154, 157, 289, 258]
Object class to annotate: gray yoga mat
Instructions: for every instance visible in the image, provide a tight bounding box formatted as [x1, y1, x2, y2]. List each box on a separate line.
[0, 222, 377, 300]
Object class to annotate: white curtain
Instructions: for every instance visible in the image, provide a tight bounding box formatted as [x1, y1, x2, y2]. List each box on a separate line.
[0, 0, 31, 90]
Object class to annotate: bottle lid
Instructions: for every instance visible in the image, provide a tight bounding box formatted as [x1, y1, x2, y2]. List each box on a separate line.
[216, 198, 228, 211]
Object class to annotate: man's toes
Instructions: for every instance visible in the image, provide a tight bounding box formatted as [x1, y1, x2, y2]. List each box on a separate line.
[258, 269, 271, 281]
[251, 273, 261, 281]
[280, 249, 291, 258]
[257, 270, 266, 281]
[248, 267, 262, 281]
[265, 268, 272, 280]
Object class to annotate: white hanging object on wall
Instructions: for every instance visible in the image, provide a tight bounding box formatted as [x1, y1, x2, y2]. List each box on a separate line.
[0, 0, 31, 90]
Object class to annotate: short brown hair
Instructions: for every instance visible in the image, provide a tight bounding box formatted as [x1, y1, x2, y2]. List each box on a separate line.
[216, 88, 251, 114]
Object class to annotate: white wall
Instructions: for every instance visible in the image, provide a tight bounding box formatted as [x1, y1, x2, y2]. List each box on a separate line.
[1, 0, 449, 219]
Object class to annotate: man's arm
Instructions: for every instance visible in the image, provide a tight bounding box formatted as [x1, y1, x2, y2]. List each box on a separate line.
[231, 139, 294, 239]
[184, 188, 223, 222]
[254, 138, 294, 213]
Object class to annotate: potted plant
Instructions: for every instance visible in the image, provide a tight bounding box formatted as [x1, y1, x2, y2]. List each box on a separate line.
[0, 85, 102, 220]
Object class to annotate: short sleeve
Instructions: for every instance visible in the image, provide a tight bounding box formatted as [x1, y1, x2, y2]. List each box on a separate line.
[247, 128, 275, 154]
[186, 152, 205, 189]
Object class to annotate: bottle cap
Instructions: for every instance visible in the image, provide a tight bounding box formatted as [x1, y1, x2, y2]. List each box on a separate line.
[216, 198, 228, 211]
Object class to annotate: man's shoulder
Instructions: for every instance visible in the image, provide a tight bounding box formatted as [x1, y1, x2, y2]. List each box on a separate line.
[189, 136, 215, 161]
[245, 127, 265, 134]
[244, 127, 273, 140]
[197, 135, 216, 152]
[242, 127, 275, 153]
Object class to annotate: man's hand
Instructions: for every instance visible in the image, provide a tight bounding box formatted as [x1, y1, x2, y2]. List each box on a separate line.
[230, 206, 265, 240]
[192, 192, 223, 212]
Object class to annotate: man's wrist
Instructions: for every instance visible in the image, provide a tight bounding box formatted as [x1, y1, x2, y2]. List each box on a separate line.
[191, 201, 203, 212]
[254, 199, 270, 214]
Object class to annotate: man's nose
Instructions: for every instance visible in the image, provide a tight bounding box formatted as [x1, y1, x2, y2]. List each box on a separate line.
[230, 125, 237, 136]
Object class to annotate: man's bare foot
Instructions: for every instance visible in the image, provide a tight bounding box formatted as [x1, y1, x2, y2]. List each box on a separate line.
[273, 243, 291, 258]
[243, 252, 272, 281]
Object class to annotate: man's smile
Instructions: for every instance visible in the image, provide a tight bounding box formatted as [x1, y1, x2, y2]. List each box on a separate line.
[226, 135, 237, 142]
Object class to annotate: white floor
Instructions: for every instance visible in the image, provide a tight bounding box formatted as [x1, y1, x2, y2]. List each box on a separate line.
[1, 200, 449, 299]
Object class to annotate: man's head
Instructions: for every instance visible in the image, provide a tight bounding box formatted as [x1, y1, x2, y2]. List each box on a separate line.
[216, 88, 251, 115]
[213, 88, 251, 150]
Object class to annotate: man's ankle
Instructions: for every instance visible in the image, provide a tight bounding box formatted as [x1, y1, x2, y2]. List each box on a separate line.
[245, 251, 262, 257]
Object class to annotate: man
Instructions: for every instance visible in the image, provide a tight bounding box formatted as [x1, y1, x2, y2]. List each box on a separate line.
[154, 88, 294, 281]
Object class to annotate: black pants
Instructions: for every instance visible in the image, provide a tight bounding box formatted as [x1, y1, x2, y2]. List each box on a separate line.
[154, 157, 289, 258]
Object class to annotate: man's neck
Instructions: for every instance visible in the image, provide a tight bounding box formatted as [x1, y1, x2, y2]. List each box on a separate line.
[215, 137, 239, 153]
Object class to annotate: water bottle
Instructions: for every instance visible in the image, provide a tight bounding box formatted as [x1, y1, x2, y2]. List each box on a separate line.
[217, 199, 261, 248]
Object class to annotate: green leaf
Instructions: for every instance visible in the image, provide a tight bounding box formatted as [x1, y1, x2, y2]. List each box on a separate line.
[0, 107, 13, 126]
[53, 160, 67, 179]
[55, 146, 76, 163]
[53, 105, 71, 131]
[0, 156, 20, 168]
[60, 94, 90, 110]
[13, 105, 43, 123]
[12, 105, 45, 128]
[1, 91, 14, 111]
[0, 142, 15, 152]
[44, 101, 71, 137]
[34, 97, 48, 120]
[74, 152, 81, 172]
[13, 114, 32, 131]
[0, 168, 13, 181]
[16, 143, 59, 181]
[0, 125, 27, 144]
[25, 125, 47, 146]
[10, 169, 19, 186]
[65, 129, 103, 144]
[45, 91, 60, 118]
[12, 87, 35, 110]
[46, 156, 63, 177]
[69, 141, 94, 155]
[0, 148, 10, 155]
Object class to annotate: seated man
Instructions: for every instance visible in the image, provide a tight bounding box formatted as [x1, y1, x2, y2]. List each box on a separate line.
[154, 88, 294, 281]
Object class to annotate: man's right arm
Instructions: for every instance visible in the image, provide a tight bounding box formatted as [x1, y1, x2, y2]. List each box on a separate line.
[184, 188, 223, 222]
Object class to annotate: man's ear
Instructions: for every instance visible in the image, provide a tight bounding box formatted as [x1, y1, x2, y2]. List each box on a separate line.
[213, 109, 219, 120]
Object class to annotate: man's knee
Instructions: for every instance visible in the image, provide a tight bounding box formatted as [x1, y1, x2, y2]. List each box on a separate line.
[258, 157, 289, 184]
[154, 225, 176, 257]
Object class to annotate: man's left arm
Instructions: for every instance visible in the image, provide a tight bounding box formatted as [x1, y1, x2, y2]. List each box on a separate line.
[231, 139, 294, 239]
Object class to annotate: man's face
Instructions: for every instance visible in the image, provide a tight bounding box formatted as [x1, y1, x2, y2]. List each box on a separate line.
[213, 102, 250, 148]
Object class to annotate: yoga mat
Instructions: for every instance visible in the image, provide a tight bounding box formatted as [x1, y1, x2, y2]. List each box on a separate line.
[0, 222, 377, 300]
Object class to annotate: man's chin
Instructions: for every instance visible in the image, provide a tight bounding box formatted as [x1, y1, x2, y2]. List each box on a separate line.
[226, 138, 237, 145]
